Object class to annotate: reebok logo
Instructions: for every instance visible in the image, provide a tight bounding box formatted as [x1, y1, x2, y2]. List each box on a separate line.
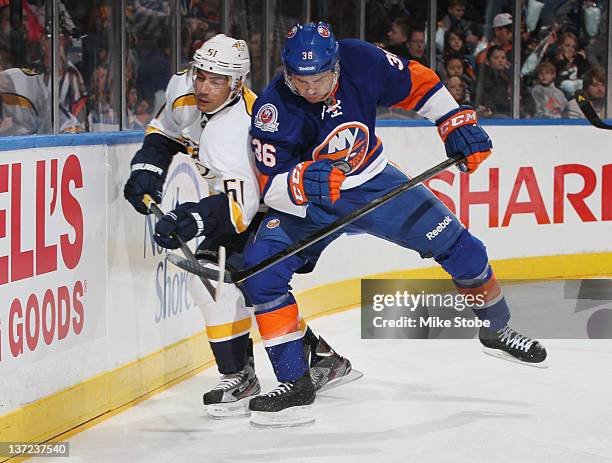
[426, 216, 453, 240]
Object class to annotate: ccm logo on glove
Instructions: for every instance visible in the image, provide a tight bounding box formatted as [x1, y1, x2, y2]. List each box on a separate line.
[437, 109, 478, 141]
[288, 159, 346, 206]
[436, 106, 492, 174]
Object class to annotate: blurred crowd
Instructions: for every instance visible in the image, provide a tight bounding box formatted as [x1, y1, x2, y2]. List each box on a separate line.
[0, 0, 609, 136]
[370, 0, 608, 120]
[0, 0, 225, 135]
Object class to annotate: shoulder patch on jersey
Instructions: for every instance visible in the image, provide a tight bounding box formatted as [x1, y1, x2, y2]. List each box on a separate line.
[312, 121, 369, 172]
[242, 86, 257, 116]
[20, 68, 38, 76]
[172, 93, 197, 110]
[317, 24, 331, 38]
[287, 25, 298, 38]
[266, 218, 280, 229]
[254, 103, 279, 133]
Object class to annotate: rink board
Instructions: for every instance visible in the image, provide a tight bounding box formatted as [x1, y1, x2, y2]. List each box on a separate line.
[0, 123, 610, 454]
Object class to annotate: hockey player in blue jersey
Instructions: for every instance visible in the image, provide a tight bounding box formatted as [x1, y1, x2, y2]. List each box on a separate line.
[243, 23, 547, 427]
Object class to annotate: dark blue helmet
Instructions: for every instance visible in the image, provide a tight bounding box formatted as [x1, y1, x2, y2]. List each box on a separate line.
[282, 22, 339, 75]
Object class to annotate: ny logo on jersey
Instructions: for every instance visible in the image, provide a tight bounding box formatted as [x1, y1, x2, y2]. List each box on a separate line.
[312, 121, 370, 172]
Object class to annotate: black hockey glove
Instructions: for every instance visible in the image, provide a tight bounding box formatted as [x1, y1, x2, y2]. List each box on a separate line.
[123, 134, 180, 214]
[154, 200, 218, 249]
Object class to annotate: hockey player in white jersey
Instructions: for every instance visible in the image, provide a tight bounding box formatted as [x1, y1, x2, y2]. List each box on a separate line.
[123, 34, 354, 419]
[0, 68, 49, 135]
[0, 66, 85, 135]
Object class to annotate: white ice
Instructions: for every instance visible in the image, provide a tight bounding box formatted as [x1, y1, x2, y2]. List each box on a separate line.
[31, 307, 612, 463]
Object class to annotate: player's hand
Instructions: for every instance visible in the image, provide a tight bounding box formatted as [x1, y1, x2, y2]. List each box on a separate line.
[288, 158, 347, 206]
[154, 201, 216, 249]
[436, 106, 492, 174]
[124, 163, 166, 215]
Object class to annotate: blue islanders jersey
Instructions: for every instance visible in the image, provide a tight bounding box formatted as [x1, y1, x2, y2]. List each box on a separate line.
[250, 39, 459, 217]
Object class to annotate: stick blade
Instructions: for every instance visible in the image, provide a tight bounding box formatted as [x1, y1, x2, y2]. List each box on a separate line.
[166, 252, 231, 282]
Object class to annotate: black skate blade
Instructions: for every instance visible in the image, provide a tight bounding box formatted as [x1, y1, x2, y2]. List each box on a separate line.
[482, 347, 549, 369]
[318, 369, 364, 393]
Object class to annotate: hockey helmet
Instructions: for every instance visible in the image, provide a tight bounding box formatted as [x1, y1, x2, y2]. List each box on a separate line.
[282, 22, 339, 76]
[192, 34, 250, 113]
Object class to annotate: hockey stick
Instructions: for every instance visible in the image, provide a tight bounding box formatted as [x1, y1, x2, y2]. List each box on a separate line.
[142, 194, 220, 300]
[166, 154, 466, 284]
[575, 90, 612, 130]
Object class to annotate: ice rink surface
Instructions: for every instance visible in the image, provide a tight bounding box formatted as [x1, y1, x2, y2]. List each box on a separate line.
[32, 307, 612, 463]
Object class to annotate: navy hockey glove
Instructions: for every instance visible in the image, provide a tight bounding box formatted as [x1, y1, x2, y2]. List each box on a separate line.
[124, 134, 179, 214]
[124, 165, 165, 214]
[154, 200, 218, 249]
[436, 106, 492, 173]
[288, 158, 346, 206]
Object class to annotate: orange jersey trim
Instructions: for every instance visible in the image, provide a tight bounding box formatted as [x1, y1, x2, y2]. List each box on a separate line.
[257, 172, 270, 197]
[392, 61, 441, 112]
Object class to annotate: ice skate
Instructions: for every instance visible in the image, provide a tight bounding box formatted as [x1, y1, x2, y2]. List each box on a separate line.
[203, 356, 261, 418]
[307, 336, 363, 392]
[249, 371, 316, 428]
[479, 325, 548, 368]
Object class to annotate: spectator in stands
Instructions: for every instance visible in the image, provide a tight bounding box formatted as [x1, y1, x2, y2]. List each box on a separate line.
[530, 61, 567, 118]
[476, 12, 513, 66]
[385, 17, 410, 58]
[550, 31, 589, 97]
[126, 0, 172, 104]
[567, 66, 606, 119]
[88, 64, 115, 126]
[126, 86, 139, 128]
[439, 0, 478, 47]
[441, 28, 476, 79]
[407, 27, 426, 64]
[40, 34, 88, 132]
[444, 55, 476, 100]
[130, 96, 154, 130]
[445, 75, 473, 106]
[476, 45, 511, 117]
[364, 0, 390, 45]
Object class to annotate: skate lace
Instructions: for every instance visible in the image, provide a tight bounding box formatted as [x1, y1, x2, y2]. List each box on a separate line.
[214, 373, 243, 391]
[264, 382, 293, 397]
[498, 326, 534, 352]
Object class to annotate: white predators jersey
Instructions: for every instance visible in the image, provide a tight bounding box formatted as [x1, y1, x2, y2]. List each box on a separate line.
[147, 71, 260, 234]
[0, 68, 50, 135]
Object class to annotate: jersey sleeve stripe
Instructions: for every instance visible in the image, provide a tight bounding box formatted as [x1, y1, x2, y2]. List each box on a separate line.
[392, 61, 442, 111]
[1, 93, 37, 114]
[144, 126, 185, 145]
[413, 82, 443, 111]
[228, 196, 248, 233]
